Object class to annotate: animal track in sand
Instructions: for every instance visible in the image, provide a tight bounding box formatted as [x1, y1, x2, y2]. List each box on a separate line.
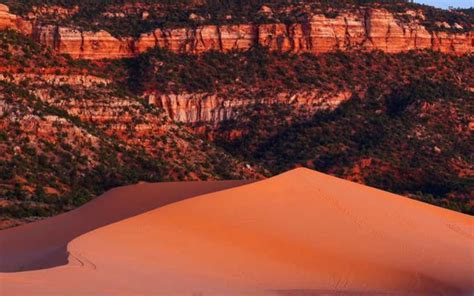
[68, 250, 97, 270]
[446, 223, 474, 241]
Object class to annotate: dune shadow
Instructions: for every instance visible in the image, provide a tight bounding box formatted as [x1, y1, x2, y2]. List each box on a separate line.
[6, 245, 69, 272]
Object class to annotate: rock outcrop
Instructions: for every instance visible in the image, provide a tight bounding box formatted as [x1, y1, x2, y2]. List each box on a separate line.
[0, 4, 17, 29]
[0, 4, 32, 34]
[144, 91, 351, 123]
[32, 25, 134, 59]
[134, 10, 473, 55]
[29, 8, 472, 59]
[0, 3, 472, 58]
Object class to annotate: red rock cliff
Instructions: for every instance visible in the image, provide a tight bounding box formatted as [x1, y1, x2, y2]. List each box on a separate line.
[0, 4, 32, 34]
[133, 9, 472, 56]
[1, 4, 472, 58]
[143, 91, 352, 124]
[32, 25, 134, 59]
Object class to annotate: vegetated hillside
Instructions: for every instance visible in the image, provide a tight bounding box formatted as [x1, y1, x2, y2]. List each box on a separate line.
[216, 80, 472, 214]
[121, 46, 472, 97]
[0, 30, 263, 229]
[0, 1, 472, 227]
[210, 52, 473, 214]
[2, 0, 472, 37]
[121, 47, 473, 214]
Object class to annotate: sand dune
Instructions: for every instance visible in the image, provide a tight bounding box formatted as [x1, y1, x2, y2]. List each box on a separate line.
[1, 168, 473, 295]
[0, 180, 250, 272]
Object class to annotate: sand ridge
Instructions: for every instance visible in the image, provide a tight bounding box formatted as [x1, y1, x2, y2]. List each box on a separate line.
[1, 168, 473, 295]
[0, 180, 250, 272]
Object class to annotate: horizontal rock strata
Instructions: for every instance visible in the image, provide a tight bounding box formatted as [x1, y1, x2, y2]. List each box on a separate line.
[144, 91, 351, 123]
[28, 8, 473, 59]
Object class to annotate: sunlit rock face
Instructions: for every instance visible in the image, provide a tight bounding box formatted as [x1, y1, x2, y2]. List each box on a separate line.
[144, 91, 352, 124]
[0, 2, 469, 59]
[0, 4, 32, 34]
[32, 26, 134, 59]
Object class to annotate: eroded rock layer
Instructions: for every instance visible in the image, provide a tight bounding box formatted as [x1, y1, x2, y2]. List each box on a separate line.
[26, 8, 473, 59]
[144, 91, 351, 123]
[0, 4, 32, 34]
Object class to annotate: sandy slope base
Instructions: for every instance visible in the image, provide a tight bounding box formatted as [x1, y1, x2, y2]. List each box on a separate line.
[0, 168, 473, 295]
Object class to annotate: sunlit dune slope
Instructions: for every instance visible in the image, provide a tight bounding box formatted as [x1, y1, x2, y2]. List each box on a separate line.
[1, 168, 473, 295]
[0, 180, 250, 272]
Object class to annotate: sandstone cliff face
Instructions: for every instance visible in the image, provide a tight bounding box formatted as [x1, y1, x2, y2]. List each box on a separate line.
[254, 9, 472, 54]
[28, 8, 472, 59]
[144, 91, 351, 124]
[32, 25, 134, 59]
[1, 2, 471, 58]
[136, 24, 256, 53]
[0, 4, 32, 35]
[0, 4, 18, 29]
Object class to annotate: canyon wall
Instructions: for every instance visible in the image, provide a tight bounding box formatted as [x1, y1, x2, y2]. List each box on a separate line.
[144, 91, 351, 124]
[0, 3, 471, 59]
[32, 25, 134, 59]
[31, 8, 473, 59]
[137, 10, 472, 55]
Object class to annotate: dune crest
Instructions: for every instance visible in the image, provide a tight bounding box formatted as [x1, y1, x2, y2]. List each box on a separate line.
[1, 168, 473, 295]
[0, 180, 250, 272]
